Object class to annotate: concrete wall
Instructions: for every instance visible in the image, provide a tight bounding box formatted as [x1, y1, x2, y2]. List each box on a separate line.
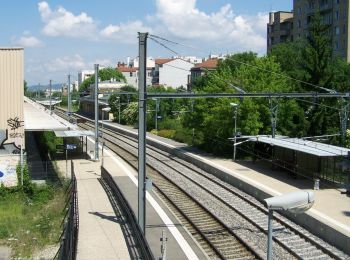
[0, 48, 24, 147]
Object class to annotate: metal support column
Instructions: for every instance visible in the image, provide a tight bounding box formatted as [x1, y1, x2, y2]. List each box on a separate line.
[49, 80, 52, 114]
[138, 32, 148, 234]
[339, 98, 350, 145]
[267, 209, 274, 260]
[269, 98, 278, 138]
[68, 74, 71, 113]
[94, 64, 99, 161]
[154, 98, 159, 135]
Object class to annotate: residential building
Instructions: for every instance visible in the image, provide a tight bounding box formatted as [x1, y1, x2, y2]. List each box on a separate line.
[190, 59, 218, 87]
[78, 70, 94, 87]
[152, 58, 193, 88]
[267, 11, 294, 53]
[293, 0, 349, 60]
[267, 0, 350, 62]
[116, 63, 153, 88]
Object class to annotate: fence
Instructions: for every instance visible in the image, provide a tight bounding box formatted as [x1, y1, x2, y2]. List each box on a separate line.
[54, 161, 79, 260]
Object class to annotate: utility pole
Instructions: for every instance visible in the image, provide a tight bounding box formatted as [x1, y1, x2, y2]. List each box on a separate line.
[49, 80, 52, 114]
[94, 64, 99, 161]
[269, 98, 278, 138]
[68, 74, 71, 113]
[138, 32, 148, 234]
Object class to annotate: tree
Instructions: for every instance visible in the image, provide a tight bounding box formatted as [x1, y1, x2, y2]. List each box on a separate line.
[108, 85, 137, 123]
[182, 53, 301, 155]
[79, 67, 126, 92]
[302, 11, 333, 89]
[24, 80, 28, 95]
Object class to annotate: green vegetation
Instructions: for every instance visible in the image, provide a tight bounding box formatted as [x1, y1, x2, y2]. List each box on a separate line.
[0, 131, 71, 258]
[108, 13, 350, 156]
[0, 171, 66, 258]
[79, 67, 126, 92]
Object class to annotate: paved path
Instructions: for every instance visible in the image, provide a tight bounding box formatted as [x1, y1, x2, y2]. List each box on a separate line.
[74, 159, 130, 260]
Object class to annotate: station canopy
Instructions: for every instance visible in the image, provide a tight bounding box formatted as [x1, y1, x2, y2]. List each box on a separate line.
[251, 136, 350, 157]
[54, 130, 94, 138]
[24, 97, 77, 131]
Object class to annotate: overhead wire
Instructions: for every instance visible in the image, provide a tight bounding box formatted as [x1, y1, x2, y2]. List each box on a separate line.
[149, 34, 339, 94]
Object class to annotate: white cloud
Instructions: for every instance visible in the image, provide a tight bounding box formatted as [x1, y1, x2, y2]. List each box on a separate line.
[38, 1, 97, 38]
[45, 54, 87, 72]
[152, 0, 268, 53]
[12, 33, 44, 48]
[100, 20, 152, 43]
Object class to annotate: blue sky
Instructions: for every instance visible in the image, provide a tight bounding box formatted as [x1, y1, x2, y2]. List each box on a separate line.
[0, 0, 292, 85]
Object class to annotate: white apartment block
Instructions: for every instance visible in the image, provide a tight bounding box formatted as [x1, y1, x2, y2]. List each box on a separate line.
[152, 58, 193, 88]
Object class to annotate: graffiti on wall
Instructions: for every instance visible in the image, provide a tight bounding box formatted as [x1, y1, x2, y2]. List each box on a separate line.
[6, 117, 24, 147]
[0, 157, 18, 187]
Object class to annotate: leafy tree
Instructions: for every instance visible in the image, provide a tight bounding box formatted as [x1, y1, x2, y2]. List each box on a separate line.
[182, 53, 301, 155]
[269, 40, 307, 91]
[109, 85, 137, 123]
[24, 80, 28, 95]
[121, 102, 138, 125]
[79, 67, 126, 92]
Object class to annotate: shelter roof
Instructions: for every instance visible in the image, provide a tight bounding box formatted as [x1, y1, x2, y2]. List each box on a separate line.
[252, 136, 350, 157]
[24, 97, 77, 131]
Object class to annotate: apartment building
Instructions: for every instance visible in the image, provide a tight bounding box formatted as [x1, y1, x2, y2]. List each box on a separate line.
[152, 58, 193, 88]
[267, 11, 294, 53]
[267, 0, 350, 62]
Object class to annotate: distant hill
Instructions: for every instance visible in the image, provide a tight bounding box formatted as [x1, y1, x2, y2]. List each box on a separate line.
[28, 83, 63, 91]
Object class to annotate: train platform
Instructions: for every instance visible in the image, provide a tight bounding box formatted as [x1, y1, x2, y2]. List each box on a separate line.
[73, 159, 131, 260]
[87, 137, 208, 260]
[100, 121, 350, 252]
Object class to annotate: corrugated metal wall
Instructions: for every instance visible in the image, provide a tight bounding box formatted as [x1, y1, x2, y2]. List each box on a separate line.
[0, 48, 24, 147]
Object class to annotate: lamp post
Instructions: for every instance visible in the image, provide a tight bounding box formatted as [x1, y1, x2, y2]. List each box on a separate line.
[230, 103, 238, 161]
[101, 107, 111, 167]
[264, 191, 315, 260]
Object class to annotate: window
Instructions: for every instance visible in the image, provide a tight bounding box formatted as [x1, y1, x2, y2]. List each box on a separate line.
[298, 7, 302, 15]
[335, 0, 340, 4]
[130, 72, 133, 77]
[335, 11, 339, 21]
[335, 26, 340, 35]
[298, 20, 301, 28]
[335, 41, 339, 50]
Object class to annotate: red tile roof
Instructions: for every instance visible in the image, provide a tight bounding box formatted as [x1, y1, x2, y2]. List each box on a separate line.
[193, 59, 218, 69]
[155, 58, 174, 65]
[117, 67, 137, 73]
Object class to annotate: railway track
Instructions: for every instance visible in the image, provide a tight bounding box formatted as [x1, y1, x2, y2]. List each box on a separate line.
[54, 108, 350, 260]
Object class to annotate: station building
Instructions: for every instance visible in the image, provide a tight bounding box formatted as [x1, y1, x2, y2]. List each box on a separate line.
[0, 47, 24, 186]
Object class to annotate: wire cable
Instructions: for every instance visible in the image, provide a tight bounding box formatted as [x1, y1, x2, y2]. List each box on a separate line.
[149, 34, 338, 94]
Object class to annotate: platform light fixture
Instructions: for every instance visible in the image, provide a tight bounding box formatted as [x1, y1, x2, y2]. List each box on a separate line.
[264, 191, 315, 260]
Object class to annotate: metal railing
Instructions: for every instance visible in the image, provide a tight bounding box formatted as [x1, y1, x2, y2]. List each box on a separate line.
[101, 166, 154, 260]
[54, 161, 79, 260]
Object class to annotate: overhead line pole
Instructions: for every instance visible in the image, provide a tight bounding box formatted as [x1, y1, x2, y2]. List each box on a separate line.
[138, 32, 148, 234]
[68, 74, 71, 113]
[49, 79, 52, 114]
[94, 64, 99, 161]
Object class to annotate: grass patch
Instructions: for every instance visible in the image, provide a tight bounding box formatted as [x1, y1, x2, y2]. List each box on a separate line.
[0, 183, 67, 258]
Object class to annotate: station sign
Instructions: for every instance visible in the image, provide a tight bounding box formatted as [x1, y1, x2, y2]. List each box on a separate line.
[66, 144, 77, 150]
